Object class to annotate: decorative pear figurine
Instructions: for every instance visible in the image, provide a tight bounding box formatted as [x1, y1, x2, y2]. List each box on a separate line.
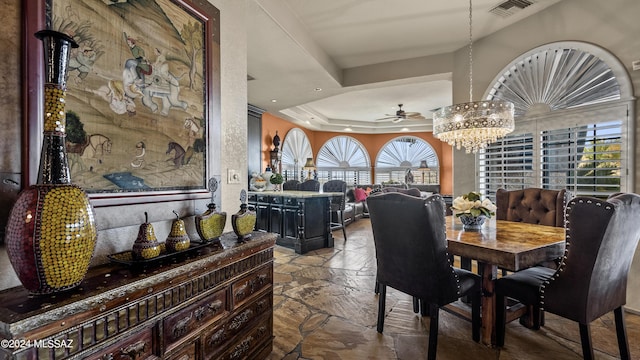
[195, 178, 226, 243]
[166, 210, 190, 252]
[232, 189, 256, 241]
[132, 212, 162, 260]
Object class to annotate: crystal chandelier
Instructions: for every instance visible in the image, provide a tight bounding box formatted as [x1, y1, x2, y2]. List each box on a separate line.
[432, 0, 514, 153]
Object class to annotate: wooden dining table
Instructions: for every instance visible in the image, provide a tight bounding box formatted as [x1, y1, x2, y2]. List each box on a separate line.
[445, 215, 566, 346]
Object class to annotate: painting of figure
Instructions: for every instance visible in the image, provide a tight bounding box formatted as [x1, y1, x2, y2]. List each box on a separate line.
[45, 0, 219, 194]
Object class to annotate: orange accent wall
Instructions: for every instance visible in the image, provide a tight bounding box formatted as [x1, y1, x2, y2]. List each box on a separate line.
[261, 112, 453, 194]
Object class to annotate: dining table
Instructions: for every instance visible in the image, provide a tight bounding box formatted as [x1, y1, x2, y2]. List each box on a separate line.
[445, 215, 566, 346]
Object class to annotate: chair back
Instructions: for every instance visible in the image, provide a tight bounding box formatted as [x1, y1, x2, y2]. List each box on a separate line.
[323, 180, 347, 211]
[542, 193, 640, 323]
[496, 188, 567, 227]
[282, 180, 300, 191]
[381, 187, 421, 197]
[297, 179, 320, 192]
[367, 193, 460, 305]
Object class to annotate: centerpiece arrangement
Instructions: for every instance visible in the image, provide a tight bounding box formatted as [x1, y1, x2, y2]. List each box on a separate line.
[270, 173, 284, 191]
[451, 191, 496, 230]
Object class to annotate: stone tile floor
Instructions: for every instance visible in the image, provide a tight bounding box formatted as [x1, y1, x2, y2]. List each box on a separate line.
[268, 218, 640, 359]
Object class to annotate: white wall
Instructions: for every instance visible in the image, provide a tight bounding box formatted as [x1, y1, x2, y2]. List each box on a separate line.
[451, 0, 640, 311]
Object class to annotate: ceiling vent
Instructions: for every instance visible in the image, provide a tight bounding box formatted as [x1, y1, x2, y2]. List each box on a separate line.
[490, 0, 535, 17]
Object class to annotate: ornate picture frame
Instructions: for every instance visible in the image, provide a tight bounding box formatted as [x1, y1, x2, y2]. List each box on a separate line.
[25, 0, 220, 206]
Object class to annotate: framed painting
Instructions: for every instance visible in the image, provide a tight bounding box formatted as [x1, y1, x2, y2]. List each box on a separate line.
[24, 0, 220, 206]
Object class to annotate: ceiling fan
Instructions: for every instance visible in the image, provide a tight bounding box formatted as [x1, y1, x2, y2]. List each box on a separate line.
[376, 104, 426, 123]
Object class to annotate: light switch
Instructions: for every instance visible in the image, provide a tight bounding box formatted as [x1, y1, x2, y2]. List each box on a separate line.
[227, 169, 241, 184]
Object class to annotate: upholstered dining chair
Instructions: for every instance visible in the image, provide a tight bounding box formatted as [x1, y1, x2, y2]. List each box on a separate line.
[381, 186, 422, 197]
[495, 193, 640, 360]
[322, 180, 348, 240]
[282, 179, 300, 191]
[297, 179, 320, 192]
[368, 192, 481, 360]
[495, 188, 568, 227]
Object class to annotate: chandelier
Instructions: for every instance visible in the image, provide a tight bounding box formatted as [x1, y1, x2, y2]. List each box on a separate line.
[432, 0, 514, 153]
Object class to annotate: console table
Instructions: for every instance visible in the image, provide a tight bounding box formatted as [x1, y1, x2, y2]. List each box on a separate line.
[0, 232, 276, 360]
[248, 191, 339, 254]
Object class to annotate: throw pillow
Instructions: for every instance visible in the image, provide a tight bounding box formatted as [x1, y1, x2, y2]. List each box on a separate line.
[354, 187, 367, 202]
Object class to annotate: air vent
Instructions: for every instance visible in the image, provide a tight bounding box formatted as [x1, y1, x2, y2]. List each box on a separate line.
[490, 0, 535, 17]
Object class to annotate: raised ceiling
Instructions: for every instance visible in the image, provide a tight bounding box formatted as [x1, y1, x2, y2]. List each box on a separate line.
[247, 0, 564, 133]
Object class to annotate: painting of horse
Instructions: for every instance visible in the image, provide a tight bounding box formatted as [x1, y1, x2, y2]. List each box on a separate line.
[36, 0, 220, 197]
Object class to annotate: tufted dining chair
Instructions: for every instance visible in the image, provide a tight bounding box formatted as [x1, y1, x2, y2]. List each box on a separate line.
[495, 188, 568, 227]
[491, 188, 570, 327]
[282, 180, 300, 191]
[297, 179, 320, 192]
[322, 180, 348, 240]
[368, 192, 481, 360]
[495, 193, 640, 360]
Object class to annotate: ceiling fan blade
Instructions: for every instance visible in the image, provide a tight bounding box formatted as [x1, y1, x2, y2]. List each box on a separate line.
[391, 117, 404, 124]
[403, 111, 421, 116]
[375, 116, 399, 121]
[407, 114, 426, 120]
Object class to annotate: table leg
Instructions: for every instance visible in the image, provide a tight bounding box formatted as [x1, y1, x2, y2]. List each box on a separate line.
[480, 262, 497, 345]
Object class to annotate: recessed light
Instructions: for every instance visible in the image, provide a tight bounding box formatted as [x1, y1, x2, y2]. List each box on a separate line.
[401, 127, 409, 131]
[344, 127, 352, 131]
[314, 87, 322, 92]
[271, 99, 277, 103]
[305, 120, 311, 124]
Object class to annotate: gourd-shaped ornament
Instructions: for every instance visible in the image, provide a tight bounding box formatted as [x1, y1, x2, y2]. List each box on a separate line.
[132, 212, 162, 260]
[4, 30, 97, 294]
[166, 211, 190, 252]
[232, 189, 256, 241]
[195, 178, 226, 242]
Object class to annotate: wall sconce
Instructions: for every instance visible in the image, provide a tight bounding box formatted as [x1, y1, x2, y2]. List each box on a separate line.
[269, 131, 281, 172]
[303, 157, 315, 180]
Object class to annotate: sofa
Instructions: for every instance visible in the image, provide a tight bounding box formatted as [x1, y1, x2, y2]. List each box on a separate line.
[344, 184, 381, 222]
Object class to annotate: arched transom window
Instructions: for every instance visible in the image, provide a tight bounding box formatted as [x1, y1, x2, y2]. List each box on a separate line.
[375, 136, 439, 185]
[281, 128, 312, 181]
[316, 136, 370, 185]
[480, 42, 633, 199]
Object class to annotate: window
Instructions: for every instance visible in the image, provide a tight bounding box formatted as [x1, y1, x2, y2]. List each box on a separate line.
[479, 42, 632, 199]
[316, 136, 370, 185]
[280, 128, 312, 181]
[375, 136, 439, 185]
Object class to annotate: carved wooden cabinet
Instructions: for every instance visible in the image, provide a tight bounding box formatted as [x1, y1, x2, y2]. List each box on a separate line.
[0, 232, 276, 360]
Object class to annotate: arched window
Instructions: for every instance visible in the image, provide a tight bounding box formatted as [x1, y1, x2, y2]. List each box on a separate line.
[375, 136, 439, 185]
[479, 42, 633, 199]
[316, 136, 370, 185]
[281, 128, 312, 181]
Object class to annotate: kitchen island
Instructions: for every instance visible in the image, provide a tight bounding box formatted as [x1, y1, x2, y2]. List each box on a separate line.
[248, 191, 342, 254]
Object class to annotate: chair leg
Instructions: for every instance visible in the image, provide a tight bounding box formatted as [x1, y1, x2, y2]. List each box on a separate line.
[340, 211, 347, 240]
[376, 284, 386, 333]
[579, 322, 595, 360]
[412, 297, 419, 313]
[614, 306, 631, 360]
[428, 304, 439, 360]
[495, 293, 507, 347]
